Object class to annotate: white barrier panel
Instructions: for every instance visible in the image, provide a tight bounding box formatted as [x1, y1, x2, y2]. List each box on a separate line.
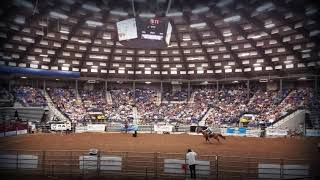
[258, 164, 281, 179]
[87, 124, 106, 132]
[17, 129, 28, 135]
[0, 154, 38, 169]
[100, 156, 122, 171]
[283, 165, 309, 179]
[259, 164, 309, 179]
[306, 129, 320, 136]
[79, 155, 98, 170]
[154, 125, 173, 132]
[0, 154, 17, 169]
[164, 159, 210, 175]
[266, 129, 288, 136]
[18, 155, 38, 169]
[75, 126, 87, 133]
[51, 123, 71, 131]
[4, 131, 17, 136]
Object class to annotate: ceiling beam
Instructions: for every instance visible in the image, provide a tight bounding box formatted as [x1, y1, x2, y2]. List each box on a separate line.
[237, 7, 310, 68]
[170, 20, 191, 80]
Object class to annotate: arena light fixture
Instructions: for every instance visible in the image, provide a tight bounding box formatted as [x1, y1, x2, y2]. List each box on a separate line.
[232, 80, 239, 83]
[166, 11, 183, 17]
[298, 77, 307, 81]
[49, 11, 68, 19]
[139, 13, 156, 18]
[85, 20, 103, 27]
[190, 22, 207, 29]
[191, 6, 209, 14]
[217, 0, 234, 8]
[59, 26, 70, 34]
[14, 16, 25, 25]
[223, 32, 232, 37]
[256, 2, 275, 12]
[264, 23, 275, 28]
[223, 15, 241, 23]
[20, 76, 27, 79]
[110, 10, 128, 17]
[259, 79, 268, 82]
[145, 81, 151, 84]
[82, 3, 101, 12]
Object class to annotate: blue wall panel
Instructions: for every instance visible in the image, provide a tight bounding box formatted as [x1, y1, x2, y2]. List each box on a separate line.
[0, 66, 80, 78]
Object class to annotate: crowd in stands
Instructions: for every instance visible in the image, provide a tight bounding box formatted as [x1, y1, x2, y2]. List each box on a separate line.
[256, 88, 314, 126]
[204, 87, 315, 127]
[107, 89, 134, 122]
[2, 85, 316, 128]
[12, 86, 47, 107]
[48, 88, 86, 123]
[163, 90, 188, 102]
[201, 86, 250, 125]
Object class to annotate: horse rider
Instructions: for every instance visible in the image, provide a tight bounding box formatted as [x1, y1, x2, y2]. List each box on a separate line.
[204, 126, 213, 135]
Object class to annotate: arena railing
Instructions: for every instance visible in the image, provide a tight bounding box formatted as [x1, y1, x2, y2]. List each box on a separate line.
[0, 149, 318, 179]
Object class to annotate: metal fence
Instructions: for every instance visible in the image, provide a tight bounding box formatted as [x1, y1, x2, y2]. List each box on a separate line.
[0, 150, 318, 179]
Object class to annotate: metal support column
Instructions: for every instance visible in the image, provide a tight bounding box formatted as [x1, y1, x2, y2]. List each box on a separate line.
[8, 80, 12, 91]
[280, 79, 283, 92]
[247, 80, 250, 99]
[315, 76, 318, 96]
[75, 80, 78, 99]
[160, 81, 163, 101]
[133, 81, 136, 99]
[43, 80, 46, 92]
[187, 81, 191, 100]
[105, 80, 108, 98]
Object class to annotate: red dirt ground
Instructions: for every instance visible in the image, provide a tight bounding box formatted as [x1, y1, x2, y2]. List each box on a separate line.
[0, 132, 319, 159]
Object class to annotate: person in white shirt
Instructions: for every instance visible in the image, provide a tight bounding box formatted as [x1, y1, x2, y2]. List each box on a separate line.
[186, 149, 197, 179]
[204, 126, 213, 135]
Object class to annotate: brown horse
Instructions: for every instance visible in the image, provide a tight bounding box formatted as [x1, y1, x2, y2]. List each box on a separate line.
[199, 129, 226, 143]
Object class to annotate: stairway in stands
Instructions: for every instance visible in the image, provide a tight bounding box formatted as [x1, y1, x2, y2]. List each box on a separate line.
[156, 91, 161, 106]
[188, 92, 196, 104]
[132, 107, 138, 124]
[44, 90, 69, 122]
[198, 108, 214, 126]
[106, 91, 113, 105]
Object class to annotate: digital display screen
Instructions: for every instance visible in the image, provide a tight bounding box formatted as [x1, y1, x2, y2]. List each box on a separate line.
[116, 18, 138, 41]
[116, 18, 172, 48]
[138, 18, 167, 41]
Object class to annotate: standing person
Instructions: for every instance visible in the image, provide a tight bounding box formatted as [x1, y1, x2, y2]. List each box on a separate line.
[124, 121, 128, 133]
[186, 149, 197, 179]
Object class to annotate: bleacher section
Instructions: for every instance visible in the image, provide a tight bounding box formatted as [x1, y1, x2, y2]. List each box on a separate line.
[0, 85, 317, 130]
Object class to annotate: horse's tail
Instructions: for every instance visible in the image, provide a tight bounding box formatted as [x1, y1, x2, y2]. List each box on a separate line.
[218, 133, 226, 139]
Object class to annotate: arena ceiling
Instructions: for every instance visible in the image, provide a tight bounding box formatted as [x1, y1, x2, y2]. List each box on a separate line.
[0, 0, 319, 81]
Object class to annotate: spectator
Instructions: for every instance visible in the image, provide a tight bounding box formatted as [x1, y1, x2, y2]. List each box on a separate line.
[186, 148, 197, 179]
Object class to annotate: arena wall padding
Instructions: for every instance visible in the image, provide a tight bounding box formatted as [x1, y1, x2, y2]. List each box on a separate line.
[0, 65, 80, 78]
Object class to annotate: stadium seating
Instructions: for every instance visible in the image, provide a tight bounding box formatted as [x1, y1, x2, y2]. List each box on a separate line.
[12, 86, 47, 107]
[4, 85, 316, 128]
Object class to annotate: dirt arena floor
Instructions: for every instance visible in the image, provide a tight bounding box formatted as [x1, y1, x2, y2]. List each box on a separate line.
[0, 132, 320, 159]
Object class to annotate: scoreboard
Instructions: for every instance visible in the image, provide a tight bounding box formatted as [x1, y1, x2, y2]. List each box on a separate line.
[116, 17, 172, 48]
[117, 18, 138, 41]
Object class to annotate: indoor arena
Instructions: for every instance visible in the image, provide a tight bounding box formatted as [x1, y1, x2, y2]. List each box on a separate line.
[0, 0, 319, 179]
